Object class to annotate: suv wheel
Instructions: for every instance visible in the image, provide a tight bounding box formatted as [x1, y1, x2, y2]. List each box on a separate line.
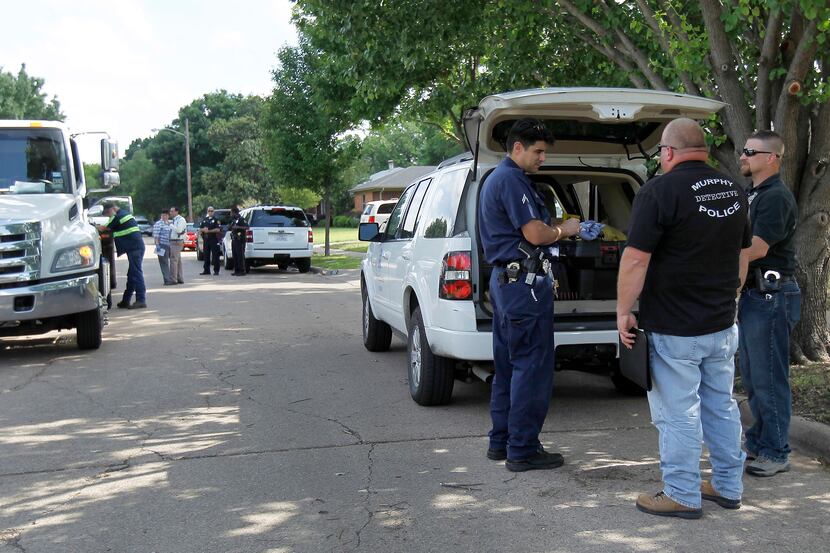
[362, 282, 391, 352]
[407, 306, 454, 406]
[296, 258, 311, 273]
[224, 247, 233, 270]
[196, 248, 203, 261]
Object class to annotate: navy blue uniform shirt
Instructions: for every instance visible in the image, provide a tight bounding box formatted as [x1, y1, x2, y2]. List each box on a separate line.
[479, 157, 550, 265]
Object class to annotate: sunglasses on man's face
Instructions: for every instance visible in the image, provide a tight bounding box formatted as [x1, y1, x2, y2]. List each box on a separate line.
[742, 148, 780, 157]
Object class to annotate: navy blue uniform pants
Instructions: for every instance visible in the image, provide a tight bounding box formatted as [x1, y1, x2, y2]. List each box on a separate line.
[123, 244, 146, 303]
[232, 238, 246, 274]
[203, 240, 220, 274]
[489, 268, 555, 460]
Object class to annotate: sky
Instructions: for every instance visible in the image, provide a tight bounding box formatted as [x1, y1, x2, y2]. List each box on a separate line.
[2, 0, 298, 163]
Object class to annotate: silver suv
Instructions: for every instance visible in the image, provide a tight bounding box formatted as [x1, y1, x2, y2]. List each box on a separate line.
[222, 205, 313, 273]
[359, 88, 725, 405]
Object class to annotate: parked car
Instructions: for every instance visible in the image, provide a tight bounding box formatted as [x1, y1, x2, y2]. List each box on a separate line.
[222, 205, 313, 273]
[135, 215, 153, 236]
[358, 87, 725, 406]
[183, 223, 198, 251]
[360, 199, 398, 230]
[197, 208, 232, 261]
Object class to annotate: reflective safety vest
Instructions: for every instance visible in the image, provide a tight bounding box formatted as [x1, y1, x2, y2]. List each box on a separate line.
[106, 208, 144, 255]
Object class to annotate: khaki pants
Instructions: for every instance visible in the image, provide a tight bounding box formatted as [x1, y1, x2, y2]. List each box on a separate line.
[169, 240, 184, 283]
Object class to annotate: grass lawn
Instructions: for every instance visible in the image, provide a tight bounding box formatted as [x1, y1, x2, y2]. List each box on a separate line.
[312, 252, 363, 270]
[314, 226, 359, 244]
[790, 362, 830, 425]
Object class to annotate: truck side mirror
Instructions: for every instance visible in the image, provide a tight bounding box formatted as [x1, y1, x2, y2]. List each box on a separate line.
[359, 222, 381, 242]
[101, 139, 119, 172]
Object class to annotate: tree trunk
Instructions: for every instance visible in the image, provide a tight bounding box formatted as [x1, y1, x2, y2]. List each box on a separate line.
[792, 215, 830, 363]
[324, 187, 331, 257]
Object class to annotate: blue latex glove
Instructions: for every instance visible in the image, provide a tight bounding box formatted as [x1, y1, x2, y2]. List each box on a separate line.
[579, 220, 605, 241]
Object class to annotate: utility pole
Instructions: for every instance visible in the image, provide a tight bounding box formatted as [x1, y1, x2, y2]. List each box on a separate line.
[184, 118, 193, 222]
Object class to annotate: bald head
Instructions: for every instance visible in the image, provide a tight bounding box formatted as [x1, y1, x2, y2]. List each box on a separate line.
[663, 118, 706, 149]
[659, 118, 709, 173]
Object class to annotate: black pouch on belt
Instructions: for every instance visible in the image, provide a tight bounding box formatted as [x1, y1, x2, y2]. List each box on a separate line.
[754, 267, 781, 292]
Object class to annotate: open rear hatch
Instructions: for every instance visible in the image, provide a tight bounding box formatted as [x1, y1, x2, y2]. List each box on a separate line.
[467, 88, 726, 325]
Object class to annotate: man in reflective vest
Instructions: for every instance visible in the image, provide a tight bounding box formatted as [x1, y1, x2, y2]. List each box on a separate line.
[96, 202, 147, 309]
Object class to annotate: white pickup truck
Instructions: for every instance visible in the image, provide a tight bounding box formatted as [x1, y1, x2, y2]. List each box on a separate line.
[0, 120, 119, 349]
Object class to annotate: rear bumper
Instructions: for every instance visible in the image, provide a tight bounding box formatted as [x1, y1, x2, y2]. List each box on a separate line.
[426, 327, 620, 360]
[0, 274, 102, 323]
[245, 246, 312, 260]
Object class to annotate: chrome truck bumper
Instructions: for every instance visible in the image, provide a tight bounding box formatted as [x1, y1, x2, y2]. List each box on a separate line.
[0, 273, 103, 325]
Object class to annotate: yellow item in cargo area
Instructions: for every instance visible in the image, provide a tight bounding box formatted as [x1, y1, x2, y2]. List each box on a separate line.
[601, 225, 627, 241]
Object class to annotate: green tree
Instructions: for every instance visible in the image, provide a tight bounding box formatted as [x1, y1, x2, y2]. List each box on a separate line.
[263, 43, 356, 255]
[82, 163, 101, 190]
[294, 1, 616, 142]
[0, 64, 64, 120]
[118, 146, 161, 217]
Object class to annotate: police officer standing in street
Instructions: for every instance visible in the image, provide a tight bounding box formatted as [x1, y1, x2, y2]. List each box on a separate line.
[199, 206, 222, 276]
[478, 118, 580, 472]
[228, 206, 249, 276]
[737, 130, 800, 478]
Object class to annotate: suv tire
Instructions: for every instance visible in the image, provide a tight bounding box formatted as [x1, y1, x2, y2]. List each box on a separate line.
[296, 258, 311, 273]
[408, 306, 454, 406]
[362, 281, 392, 352]
[196, 248, 203, 261]
[224, 247, 233, 270]
[76, 308, 103, 350]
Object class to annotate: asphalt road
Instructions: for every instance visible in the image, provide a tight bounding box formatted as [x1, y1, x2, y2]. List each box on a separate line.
[1, 247, 829, 552]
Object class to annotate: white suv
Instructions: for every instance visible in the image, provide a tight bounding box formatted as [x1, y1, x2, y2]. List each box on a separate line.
[360, 199, 398, 229]
[222, 205, 313, 273]
[359, 88, 724, 405]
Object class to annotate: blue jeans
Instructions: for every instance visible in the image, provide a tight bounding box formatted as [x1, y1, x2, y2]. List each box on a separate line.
[124, 246, 146, 303]
[488, 269, 555, 460]
[646, 325, 744, 508]
[738, 280, 801, 463]
[156, 244, 174, 284]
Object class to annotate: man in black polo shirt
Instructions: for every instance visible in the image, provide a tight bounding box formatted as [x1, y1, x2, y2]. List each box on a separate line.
[617, 118, 752, 519]
[737, 130, 800, 477]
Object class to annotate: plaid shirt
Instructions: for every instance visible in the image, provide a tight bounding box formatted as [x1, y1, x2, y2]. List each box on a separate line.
[153, 219, 172, 247]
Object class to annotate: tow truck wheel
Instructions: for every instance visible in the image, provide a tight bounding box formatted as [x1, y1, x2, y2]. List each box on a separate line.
[77, 308, 103, 350]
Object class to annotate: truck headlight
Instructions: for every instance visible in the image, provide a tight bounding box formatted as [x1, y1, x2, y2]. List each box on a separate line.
[52, 244, 96, 272]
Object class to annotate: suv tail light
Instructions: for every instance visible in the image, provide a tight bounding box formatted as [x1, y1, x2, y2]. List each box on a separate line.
[439, 251, 473, 300]
[308, 229, 313, 243]
[368, 215, 375, 223]
[246, 230, 253, 243]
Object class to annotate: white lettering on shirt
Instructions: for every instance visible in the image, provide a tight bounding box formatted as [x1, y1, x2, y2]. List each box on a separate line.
[691, 177, 734, 191]
[698, 201, 742, 218]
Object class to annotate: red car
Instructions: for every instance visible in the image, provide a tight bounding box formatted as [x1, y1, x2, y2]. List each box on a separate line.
[183, 223, 198, 251]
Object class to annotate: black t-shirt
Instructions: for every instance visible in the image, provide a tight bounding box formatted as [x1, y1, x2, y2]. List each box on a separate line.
[627, 161, 752, 336]
[746, 174, 797, 275]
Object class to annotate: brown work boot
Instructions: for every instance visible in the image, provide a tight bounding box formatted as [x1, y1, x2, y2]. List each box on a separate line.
[636, 492, 702, 519]
[701, 481, 741, 509]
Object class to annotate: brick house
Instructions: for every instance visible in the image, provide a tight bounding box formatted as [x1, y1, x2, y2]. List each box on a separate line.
[350, 162, 436, 213]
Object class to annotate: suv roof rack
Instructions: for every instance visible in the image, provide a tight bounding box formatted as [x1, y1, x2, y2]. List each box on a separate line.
[437, 151, 474, 170]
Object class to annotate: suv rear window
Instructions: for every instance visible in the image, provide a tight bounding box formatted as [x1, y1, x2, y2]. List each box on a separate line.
[377, 202, 395, 214]
[250, 208, 309, 227]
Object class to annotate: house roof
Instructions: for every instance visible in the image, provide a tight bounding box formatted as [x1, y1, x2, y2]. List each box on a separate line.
[350, 165, 436, 194]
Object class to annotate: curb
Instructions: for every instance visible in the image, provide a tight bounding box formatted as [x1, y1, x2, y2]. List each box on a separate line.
[736, 395, 830, 464]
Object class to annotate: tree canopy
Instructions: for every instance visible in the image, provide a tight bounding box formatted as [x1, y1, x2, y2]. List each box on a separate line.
[0, 64, 64, 121]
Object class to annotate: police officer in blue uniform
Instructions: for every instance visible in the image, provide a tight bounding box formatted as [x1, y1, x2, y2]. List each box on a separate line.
[478, 118, 580, 472]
